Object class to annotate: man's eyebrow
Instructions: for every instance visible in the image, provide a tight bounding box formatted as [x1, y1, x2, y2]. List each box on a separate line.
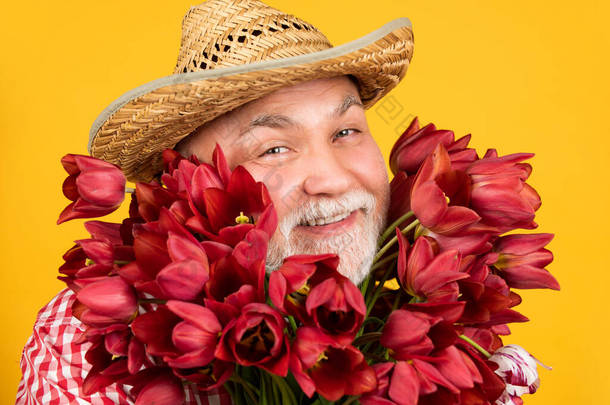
[238, 94, 364, 138]
[332, 94, 364, 117]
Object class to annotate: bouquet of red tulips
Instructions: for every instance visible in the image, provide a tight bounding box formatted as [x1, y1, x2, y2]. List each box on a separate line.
[56, 117, 558, 405]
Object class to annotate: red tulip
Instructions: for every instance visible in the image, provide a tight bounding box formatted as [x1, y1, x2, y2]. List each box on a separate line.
[467, 150, 540, 232]
[164, 300, 222, 369]
[360, 361, 420, 405]
[387, 171, 414, 230]
[456, 255, 528, 327]
[306, 275, 366, 344]
[131, 306, 181, 357]
[156, 260, 208, 301]
[57, 241, 115, 291]
[216, 302, 289, 376]
[160, 149, 201, 194]
[381, 309, 482, 398]
[84, 221, 124, 245]
[134, 182, 178, 223]
[76, 277, 137, 322]
[104, 328, 130, 357]
[204, 229, 268, 308]
[183, 145, 278, 247]
[381, 310, 439, 358]
[397, 233, 468, 302]
[157, 230, 210, 301]
[269, 254, 341, 322]
[389, 117, 478, 176]
[82, 353, 130, 395]
[134, 372, 185, 405]
[410, 144, 480, 237]
[290, 327, 376, 401]
[58, 154, 126, 224]
[492, 233, 559, 290]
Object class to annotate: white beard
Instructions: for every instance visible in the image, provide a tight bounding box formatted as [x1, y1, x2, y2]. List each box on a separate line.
[265, 189, 387, 285]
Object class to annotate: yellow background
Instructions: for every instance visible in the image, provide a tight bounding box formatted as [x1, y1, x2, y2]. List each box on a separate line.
[1, 0, 608, 403]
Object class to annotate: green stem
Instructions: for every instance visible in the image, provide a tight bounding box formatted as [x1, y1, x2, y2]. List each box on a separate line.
[373, 220, 420, 264]
[370, 252, 398, 271]
[353, 331, 383, 346]
[230, 374, 259, 403]
[378, 211, 415, 246]
[459, 334, 491, 358]
[365, 266, 394, 317]
[360, 273, 371, 297]
[391, 290, 402, 312]
[271, 374, 298, 404]
[343, 396, 360, 405]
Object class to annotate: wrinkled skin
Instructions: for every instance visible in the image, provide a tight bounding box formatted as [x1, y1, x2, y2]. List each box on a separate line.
[177, 76, 390, 284]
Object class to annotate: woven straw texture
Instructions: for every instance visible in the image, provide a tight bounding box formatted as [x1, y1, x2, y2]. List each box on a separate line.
[90, 0, 414, 182]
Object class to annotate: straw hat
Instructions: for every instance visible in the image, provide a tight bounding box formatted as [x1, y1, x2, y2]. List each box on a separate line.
[88, 0, 414, 182]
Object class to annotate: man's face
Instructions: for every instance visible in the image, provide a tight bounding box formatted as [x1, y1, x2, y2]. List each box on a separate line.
[177, 76, 390, 284]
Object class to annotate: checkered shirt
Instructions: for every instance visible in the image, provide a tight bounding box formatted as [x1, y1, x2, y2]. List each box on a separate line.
[16, 288, 233, 405]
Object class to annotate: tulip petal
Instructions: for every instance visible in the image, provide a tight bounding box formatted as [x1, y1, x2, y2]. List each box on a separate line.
[84, 221, 123, 245]
[495, 233, 554, 255]
[435, 206, 480, 235]
[76, 169, 126, 207]
[306, 278, 336, 314]
[166, 301, 222, 334]
[381, 310, 434, 351]
[128, 337, 145, 375]
[77, 277, 136, 321]
[501, 265, 560, 290]
[166, 232, 207, 263]
[388, 361, 419, 405]
[157, 260, 208, 301]
[411, 181, 447, 228]
[135, 374, 185, 405]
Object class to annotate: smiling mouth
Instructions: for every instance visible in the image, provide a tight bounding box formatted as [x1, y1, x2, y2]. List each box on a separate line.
[299, 211, 353, 227]
[298, 210, 358, 230]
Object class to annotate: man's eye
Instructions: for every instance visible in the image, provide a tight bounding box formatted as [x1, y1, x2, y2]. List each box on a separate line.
[262, 146, 288, 155]
[335, 128, 359, 139]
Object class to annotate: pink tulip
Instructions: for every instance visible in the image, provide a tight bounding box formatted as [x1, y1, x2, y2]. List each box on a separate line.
[156, 260, 209, 300]
[467, 151, 540, 232]
[58, 154, 126, 224]
[134, 373, 185, 405]
[492, 233, 559, 290]
[76, 277, 137, 322]
[164, 300, 222, 369]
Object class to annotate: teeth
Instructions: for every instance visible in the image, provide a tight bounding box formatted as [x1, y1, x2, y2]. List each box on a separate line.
[305, 211, 351, 226]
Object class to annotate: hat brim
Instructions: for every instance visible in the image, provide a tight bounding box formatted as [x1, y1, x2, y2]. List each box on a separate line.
[89, 18, 414, 182]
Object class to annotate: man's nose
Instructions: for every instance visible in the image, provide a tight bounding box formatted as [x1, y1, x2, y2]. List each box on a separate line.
[301, 147, 354, 196]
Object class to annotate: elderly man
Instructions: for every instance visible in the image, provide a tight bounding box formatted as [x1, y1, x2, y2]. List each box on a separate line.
[17, 0, 413, 403]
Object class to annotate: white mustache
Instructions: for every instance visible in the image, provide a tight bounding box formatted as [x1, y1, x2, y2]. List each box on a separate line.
[278, 189, 376, 237]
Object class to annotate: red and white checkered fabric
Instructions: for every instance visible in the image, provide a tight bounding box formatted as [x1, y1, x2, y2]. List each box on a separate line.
[16, 289, 233, 405]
